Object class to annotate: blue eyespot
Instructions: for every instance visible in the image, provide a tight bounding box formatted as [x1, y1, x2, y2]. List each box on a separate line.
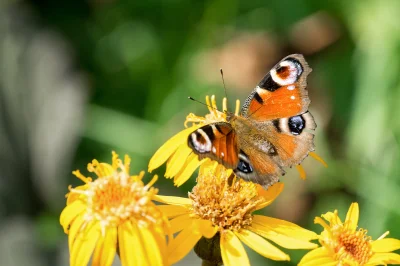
[237, 159, 253, 173]
[288, 115, 305, 135]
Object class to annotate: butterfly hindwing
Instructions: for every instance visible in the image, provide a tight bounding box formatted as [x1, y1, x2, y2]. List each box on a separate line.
[269, 111, 316, 167]
[234, 148, 283, 189]
[188, 122, 239, 168]
[241, 54, 312, 120]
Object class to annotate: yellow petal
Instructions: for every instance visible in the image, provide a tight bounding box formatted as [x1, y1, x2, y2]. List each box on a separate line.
[309, 152, 328, 167]
[296, 165, 307, 180]
[256, 183, 284, 210]
[252, 215, 318, 241]
[148, 126, 200, 172]
[345, 202, 359, 232]
[367, 252, 400, 265]
[60, 201, 86, 233]
[236, 229, 289, 261]
[67, 185, 88, 205]
[314, 217, 331, 231]
[372, 238, 400, 252]
[165, 144, 193, 178]
[157, 205, 189, 218]
[118, 222, 147, 266]
[249, 225, 318, 250]
[71, 222, 101, 266]
[152, 228, 168, 261]
[174, 153, 205, 187]
[168, 224, 202, 265]
[92, 227, 117, 266]
[95, 163, 114, 177]
[322, 210, 342, 226]
[68, 215, 85, 251]
[298, 247, 332, 266]
[220, 231, 250, 266]
[170, 214, 193, 234]
[153, 195, 192, 206]
[140, 226, 165, 266]
[194, 219, 218, 239]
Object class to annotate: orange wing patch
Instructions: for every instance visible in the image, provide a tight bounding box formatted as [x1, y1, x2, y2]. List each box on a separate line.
[248, 85, 308, 121]
[188, 123, 239, 169]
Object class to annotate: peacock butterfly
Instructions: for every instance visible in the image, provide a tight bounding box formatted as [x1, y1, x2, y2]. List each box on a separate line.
[188, 54, 316, 189]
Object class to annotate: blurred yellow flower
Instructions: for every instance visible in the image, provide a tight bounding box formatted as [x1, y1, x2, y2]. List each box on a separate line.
[156, 161, 318, 265]
[148, 95, 326, 186]
[299, 202, 400, 266]
[60, 152, 169, 266]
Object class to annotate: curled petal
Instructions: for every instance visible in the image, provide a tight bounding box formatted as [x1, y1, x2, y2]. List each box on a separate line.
[194, 219, 218, 239]
[255, 183, 284, 210]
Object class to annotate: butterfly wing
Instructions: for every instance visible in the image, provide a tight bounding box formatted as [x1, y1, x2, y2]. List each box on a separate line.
[188, 122, 284, 189]
[241, 54, 312, 120]
[268, 111, 316, 167]
[233, 147, 284, 189]
[188, 122, 239, 168]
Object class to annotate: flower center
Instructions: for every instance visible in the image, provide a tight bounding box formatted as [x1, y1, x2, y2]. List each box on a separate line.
[189, 165, 263, 231]
[75, 168, 163, 234]
[334, 228, 373, 265]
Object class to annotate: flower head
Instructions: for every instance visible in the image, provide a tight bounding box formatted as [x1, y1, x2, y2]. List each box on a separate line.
[60, 152, 169, 266]
[148, 95, 326, 187]
[299, 202, 400, 266]
[156, 161, 318, 265]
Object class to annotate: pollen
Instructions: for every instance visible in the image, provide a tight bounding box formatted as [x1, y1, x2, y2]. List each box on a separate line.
[189, 164, 263, 231]
[70, 154, 163, 235]
[329, 226, 373, 265]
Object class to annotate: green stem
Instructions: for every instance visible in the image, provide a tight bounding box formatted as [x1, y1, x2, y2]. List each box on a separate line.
[194, 233, 223, 266]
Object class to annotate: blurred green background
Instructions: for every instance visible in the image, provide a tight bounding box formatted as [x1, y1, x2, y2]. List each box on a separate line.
[1, 0, 400, 265]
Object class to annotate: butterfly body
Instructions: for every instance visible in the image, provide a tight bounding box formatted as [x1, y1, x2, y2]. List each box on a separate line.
[188, 54, 316, 189]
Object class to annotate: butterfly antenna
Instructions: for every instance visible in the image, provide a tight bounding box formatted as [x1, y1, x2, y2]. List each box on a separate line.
[188, 96, 217, 110]
[220, 69, 228, 101]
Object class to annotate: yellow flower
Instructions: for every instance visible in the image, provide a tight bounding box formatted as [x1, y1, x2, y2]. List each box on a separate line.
[148, 95, 327, 186]
[155, 161, 318, 265]
[299, 202, 400, 266]
[60, 152, 169, 266]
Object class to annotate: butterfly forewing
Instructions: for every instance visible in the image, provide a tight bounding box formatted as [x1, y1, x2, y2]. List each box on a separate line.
[241, 54, 312, 120]
[188, 122, 239, 168]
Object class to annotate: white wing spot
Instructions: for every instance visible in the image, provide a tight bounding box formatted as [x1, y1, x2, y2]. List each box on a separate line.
[221, 152, 225, 157]
[290, 95, 295, 100]
[287, 85, 295, 90]
[191, 129, 212, 153]
[212, 147, 216, 153]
